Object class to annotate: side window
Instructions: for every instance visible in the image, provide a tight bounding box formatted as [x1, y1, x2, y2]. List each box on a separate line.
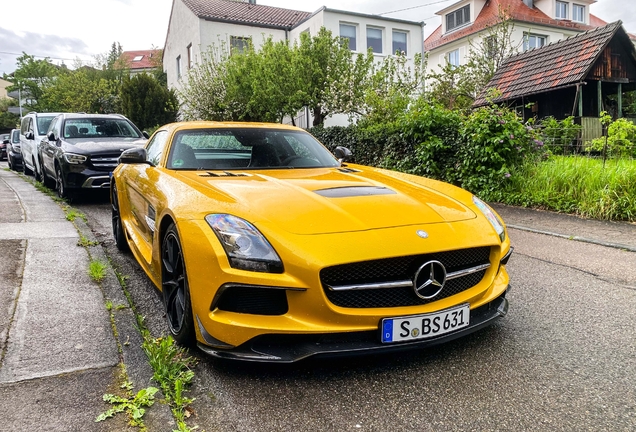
[21, 117, 31, 134]
[48, 117, 58, 137]
[145, 131, 169, 165]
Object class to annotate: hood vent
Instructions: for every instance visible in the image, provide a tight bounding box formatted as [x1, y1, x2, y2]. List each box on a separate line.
[199, 171, 250, 177]
[314, 186, 397, 198]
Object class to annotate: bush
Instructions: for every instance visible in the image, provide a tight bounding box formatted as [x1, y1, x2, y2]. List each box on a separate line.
[585, 117, 636, 157]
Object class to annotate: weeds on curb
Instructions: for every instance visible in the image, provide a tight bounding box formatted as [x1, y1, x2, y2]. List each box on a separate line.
[78, 233, 100, 247]
[96, 385, 159, 429]
[113, 268, 198, 432]
[65, 207, 87, 222]
[89, 259, 108, 282]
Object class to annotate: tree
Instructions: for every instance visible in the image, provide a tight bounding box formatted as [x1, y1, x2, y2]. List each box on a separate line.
[427, 7, 519, 109]
[119, 73, 178, 130]
[0, 98, 19, 130]
[40, 67, 117, 113]
[8, 53, 60, 110]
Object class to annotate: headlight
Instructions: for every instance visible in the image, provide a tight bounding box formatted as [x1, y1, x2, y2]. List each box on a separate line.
[205, 214, 283, 273]
[472, 196, 506, 242]
[64, 153, 88, 165]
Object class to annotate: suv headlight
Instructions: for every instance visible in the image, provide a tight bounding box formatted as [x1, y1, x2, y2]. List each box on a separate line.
[472, 196, 506, 242]
[205, 214, 283, 273]
[64, 153, 88, 165]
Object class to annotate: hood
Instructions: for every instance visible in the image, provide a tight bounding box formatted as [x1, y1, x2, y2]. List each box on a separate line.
[177, 168, 476, 235]
[64, 137, 146, 155]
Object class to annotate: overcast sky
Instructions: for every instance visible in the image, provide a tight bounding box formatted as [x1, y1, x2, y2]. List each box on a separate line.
[0, 0, 634, 76]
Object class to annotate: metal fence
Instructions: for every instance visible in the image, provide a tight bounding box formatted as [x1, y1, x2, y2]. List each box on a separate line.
[538, 122, 636, 160]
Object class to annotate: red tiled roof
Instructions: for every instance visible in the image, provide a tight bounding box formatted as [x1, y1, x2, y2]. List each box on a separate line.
[473, 21, 627, 106]
[181, 0, 311, 28]
[119, 50, 161, 70]
[425, 0, 601, 51]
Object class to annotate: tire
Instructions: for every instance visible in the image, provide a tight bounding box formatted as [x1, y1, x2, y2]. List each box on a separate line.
[23, 159, 33, 176]
[161, 223, 196, 347]
[111, 183, 129, 252]
[55, 164, 74, 202]
[33, 157, 42, 182]
[7, 156, 12, 170]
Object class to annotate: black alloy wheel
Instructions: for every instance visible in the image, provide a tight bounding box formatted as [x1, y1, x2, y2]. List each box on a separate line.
[55, 164, 74, 202]
[111, 183, 129, 252]
[161, 224, 195, 346]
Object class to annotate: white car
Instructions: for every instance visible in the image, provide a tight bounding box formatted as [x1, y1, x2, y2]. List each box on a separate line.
[20, 112, 61, 180]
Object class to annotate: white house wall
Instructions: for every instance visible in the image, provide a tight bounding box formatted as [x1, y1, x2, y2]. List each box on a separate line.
[164, 0, 202, 91]
[426, 22, 581, 75]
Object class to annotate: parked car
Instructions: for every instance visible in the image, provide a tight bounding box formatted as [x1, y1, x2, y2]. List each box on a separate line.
[7, 129, 23, 171]
[20, 112, 60, 180]
[111, 121, 513, 363]
[39, 113, 148, 200]
[0, 133, 8, 160]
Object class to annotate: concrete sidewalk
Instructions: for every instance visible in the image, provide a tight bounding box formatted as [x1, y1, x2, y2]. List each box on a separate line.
[0, 167, 173, 431]
[492, 203, 636, 252]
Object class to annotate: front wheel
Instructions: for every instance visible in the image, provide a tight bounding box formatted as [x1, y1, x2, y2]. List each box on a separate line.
[111, 183, 129, 252]
[33, 157, 42, 182]
[162, 224, 196, 346]
[55, 164, 74, 202]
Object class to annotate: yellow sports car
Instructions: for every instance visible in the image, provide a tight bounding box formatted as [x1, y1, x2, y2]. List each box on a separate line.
[112, 121, 512, 362]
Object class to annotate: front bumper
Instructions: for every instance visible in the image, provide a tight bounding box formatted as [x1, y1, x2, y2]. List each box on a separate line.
[197, 289, 509, 363]
[62, 165, 112, 190]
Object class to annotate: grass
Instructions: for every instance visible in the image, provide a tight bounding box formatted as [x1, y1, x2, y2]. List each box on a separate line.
[78, 233, 100, 247]
[65, 207, 87, 223]
[89, 259, 108, 282]
[498, 156, 636, 221]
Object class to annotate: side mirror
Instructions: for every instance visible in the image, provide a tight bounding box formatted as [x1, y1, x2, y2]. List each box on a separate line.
[334, 146, 353, 162]
[2, 139, 9, 145]
[119, 147, 153, 165]
[142, 131, 150, 139]
[48, 131, 56, 141]
[26, 131, 34, 140]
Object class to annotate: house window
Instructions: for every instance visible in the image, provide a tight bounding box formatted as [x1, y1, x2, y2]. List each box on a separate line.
[392, 31, 407, 55]
[132, 55, 143, 62]
[187, 44, 193, 69]
[556, 1, 568, 19]
[447, 49, 460, 67]
[523, 33, 547, 51]
[446, 5, 470, 32]
[176, 55, 182, 79]
[340, 23, 357, 51]
[230, 36, 251, 55]
[573, 4, 585, 22]
[367, 27, 383, 54]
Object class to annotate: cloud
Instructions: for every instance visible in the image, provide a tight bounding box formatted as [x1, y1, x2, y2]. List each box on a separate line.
[0, 27, 92, 75]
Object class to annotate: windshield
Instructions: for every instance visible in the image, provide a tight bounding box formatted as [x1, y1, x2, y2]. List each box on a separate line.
[167, 128, 340, 170]
[37, 116, 56, 135]
[63, 118, 142, 139]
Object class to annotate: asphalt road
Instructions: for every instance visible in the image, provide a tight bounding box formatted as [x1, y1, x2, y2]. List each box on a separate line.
[74, 192, 636, 432]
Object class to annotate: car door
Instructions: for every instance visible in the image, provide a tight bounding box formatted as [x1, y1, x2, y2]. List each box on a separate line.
[20, 116, 35, 170]
[41, 116, 60, 178]
[119, 130, 170, 270]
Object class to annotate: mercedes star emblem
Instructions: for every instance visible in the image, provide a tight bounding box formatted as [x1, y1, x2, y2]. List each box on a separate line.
[413, 260, 447, 299]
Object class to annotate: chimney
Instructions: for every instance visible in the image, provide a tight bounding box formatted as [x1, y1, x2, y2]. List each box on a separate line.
[523, 0, 533, 8]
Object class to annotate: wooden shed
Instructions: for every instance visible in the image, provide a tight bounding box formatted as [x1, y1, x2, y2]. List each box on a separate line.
[474, 21, 636, 140]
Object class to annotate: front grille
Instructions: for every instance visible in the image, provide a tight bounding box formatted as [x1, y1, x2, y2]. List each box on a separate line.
[215, 285, 288, 315]
[90, 154, 121, 171]
[320, 247, 491, 308]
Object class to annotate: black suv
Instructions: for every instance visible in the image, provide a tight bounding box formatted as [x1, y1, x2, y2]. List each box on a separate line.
[39, 113, 148, 199]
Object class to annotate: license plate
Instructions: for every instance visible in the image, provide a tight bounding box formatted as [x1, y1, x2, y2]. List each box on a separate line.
[381, 304, 470, 343]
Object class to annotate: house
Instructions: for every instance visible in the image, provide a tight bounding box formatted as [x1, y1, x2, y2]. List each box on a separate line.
[117, 50, 162, 76]
[424, 0, 635, 75]
[0, 78, 13, 100]
[474, 21, 636, 140]
[163, 0, 425, 126]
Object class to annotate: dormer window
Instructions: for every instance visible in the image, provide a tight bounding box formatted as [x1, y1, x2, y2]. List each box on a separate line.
[556, 1, 568, 19]
[446, 5, 470, 32]
[573, 4, 585, 22]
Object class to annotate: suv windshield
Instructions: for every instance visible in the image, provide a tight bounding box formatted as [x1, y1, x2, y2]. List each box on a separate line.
[37, 116, 57, 135]
[63, 118, 141, 139]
